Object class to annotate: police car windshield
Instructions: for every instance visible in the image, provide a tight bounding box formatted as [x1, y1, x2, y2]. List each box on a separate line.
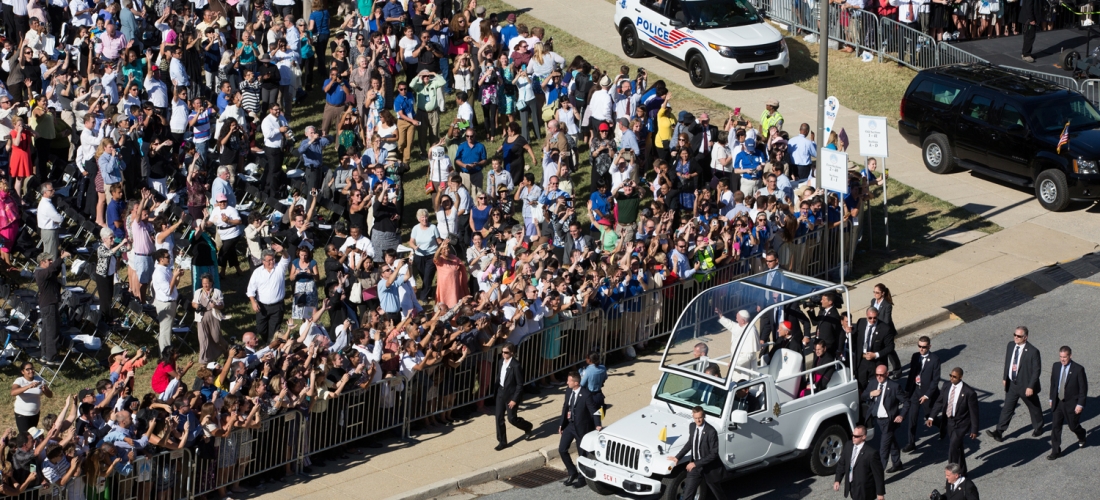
[1029, 96, 1100, 134]
[682, 0, 760, 29]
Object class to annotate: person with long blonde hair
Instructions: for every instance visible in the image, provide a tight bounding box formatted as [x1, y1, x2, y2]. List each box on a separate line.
[8, 115, 34, 198]
[95, 137, 124, 228]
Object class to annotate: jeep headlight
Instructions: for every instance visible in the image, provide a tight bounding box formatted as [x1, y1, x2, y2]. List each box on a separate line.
[598, 435, 607, 448]
[643, 450, 652, 463]
[1076, 158, 1099, 175]
[780, 38, 788, 53]
[708, 43, 736, 59]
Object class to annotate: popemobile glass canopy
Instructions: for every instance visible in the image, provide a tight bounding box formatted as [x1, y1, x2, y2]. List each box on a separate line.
[658, 269, 842, 392]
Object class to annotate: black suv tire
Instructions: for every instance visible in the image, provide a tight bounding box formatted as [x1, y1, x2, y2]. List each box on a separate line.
[808, 424, 848, 476]
[921, 133, 955, 174]
[688, 54, 713, 88]
[621, 24, 647, 58]
[1035, 169, 1070, 211]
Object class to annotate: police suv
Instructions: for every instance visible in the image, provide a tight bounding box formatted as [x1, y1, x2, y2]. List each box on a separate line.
[614, 0, 789, 87]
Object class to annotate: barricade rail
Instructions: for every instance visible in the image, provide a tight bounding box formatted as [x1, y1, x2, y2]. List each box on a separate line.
[18, 224, 854, 500]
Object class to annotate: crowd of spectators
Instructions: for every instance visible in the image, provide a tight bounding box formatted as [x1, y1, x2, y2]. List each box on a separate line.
[0, 0, 886, 497]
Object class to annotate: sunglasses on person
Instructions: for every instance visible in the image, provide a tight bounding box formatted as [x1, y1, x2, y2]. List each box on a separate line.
[918, 344, 930, 350]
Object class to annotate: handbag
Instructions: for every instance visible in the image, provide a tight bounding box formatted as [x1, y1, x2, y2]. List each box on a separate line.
[424, 177, 436, 194]
[349, 281, 363, 303]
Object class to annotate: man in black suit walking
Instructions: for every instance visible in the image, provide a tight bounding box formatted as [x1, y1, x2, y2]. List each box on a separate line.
[904, 336, 943, 452]
[833, 424, 886, 500]
[810, 292, 842, 356]
[560, 370, 603, 486]
[1048, 345, 1088, 460]
[863, 365, 905, 472]
[928, 367, 980, 475]
[668, 406, 727, 498]
[495, 342, 533, 450]
[847, 307, 894, 393]
[941, 463, 980, 500]
[987, 326, 1043, 442]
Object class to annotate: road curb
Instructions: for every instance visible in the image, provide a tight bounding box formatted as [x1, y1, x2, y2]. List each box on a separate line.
[895, 309, 955, 339]
[386, 445, 562, 500]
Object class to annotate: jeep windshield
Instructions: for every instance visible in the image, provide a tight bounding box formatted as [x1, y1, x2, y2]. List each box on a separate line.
[1030, 95, 1100, 134]
[680, 0, 761, 29]
[655, 371, 729, 417]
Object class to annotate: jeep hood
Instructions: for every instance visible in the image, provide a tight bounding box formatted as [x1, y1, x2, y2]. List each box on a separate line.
[693, 23, 782, 46]
[599, 405, 696, 454]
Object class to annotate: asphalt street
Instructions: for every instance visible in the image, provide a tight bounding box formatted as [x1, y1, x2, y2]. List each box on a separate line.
[473, 274, 1100, 499]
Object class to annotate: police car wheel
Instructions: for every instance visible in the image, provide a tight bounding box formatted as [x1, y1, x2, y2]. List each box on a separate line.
[621, 23, 647, 58]
[688, 54, 713, 88]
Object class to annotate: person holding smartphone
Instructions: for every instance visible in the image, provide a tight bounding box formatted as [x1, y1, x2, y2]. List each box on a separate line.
[11, 361, 53, 433]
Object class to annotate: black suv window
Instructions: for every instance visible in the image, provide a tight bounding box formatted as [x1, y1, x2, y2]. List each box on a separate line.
[964, 95, 993, 123]
[998, 104, 1026, 130]
[912, 79, 964, 108]
[1031, 96, 1100, 134]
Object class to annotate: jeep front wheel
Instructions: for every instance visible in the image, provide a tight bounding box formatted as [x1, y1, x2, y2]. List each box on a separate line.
[621, 24, 647, 58]
[921, 133, 955, 174]
[808, 424, 848, 476]
[1035, 169, 1070, 211]
[660, 468, 705, 500]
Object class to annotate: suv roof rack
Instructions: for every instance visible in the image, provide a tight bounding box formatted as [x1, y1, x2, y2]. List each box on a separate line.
[933, 63, 1071, 97]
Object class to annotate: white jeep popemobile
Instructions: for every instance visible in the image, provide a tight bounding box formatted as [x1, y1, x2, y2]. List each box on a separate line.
[577, 271, 860, 499]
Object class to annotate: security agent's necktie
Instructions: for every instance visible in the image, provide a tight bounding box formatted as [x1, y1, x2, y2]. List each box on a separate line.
[1059, 364, 1069, 401]
[1010, 346, 1021, 380]
[569, 391, 577, 422]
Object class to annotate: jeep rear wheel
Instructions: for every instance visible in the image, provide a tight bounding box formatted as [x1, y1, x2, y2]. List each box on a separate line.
[808, 424, 848, 476]
[621, 24, 647, 58]
[921, 133, 955, 174]
[687, 54, 713, 88]
[660, 468, 705, 500]
[1035, 169, 1070, 211]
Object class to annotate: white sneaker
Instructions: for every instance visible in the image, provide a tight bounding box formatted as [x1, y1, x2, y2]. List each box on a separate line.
[625, 346, 637, 358]
[1084, 19, 1095, 27]
[803, 34, 819, 44]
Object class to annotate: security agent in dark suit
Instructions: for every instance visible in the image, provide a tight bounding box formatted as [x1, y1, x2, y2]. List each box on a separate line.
[934, 463, 980, 500]
[731, 385, 764, 413]
[847, 307, 895, 393]
[903, 336, 943, 452]
[833, 424, 886, 500]
[987, 326, 1043, 442]
[494, 342, 534, 450]
[668, 406, 727, 499]
[928, 367, 980, 476]
[862, 365, 905, 472]
[1048, 345, 1088, 460]
[870, 284, 902, 375]
[809, 292, 843, 356]
[560, 371, 603, 486]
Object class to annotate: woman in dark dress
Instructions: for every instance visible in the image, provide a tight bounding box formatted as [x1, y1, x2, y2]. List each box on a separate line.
[345, 188, 370, 233]
[498, 122, 535, 186]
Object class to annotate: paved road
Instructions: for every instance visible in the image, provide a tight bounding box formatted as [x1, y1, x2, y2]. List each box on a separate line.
[475, 274, 1100, 499]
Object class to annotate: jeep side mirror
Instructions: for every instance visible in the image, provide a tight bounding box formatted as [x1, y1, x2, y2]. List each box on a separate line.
[731, 410, 748, 425]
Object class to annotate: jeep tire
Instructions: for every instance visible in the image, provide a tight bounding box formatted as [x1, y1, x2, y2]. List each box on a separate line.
[660, 468, 706, 500]
[621, 24, 647, 58]
[808, 424, 848, 476]
[1035, 169, 1070, 211]
[687, 53, 713, 88]
[921, 133, 955, 174]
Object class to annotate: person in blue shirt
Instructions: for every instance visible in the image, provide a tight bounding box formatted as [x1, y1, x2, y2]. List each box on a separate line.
[321, 68, 352, 136]
[734, 136, 765, 197]
[309, 5, 332, 76]
[393, 84, 419, 163]
[587, 181, 613, 232]
[298, 126, 333, 191]
[383, 0, 407, 28]
[499, 13, 519, 49]
[215, 81, 232, 114]
[795, 201, 816, 237]
[455, 130, 488, 190]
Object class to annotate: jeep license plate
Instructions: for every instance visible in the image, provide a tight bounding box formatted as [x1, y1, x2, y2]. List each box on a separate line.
[754, 63, 769, 73]
[601, 472, 620, 485]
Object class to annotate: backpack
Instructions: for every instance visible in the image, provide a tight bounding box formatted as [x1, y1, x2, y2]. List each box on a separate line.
[573, 73, 592, 104]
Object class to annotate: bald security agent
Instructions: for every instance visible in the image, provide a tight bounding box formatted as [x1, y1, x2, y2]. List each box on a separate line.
[1048, 345, 1087, 460]
[987, 326, 1043, 443]
[928, 367, 980, 475]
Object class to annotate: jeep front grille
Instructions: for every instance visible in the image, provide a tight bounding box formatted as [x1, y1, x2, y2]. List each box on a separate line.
[606, 439, 641, 471]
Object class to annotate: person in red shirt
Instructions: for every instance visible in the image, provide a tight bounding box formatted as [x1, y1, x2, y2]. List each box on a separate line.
[150, 346, 194, 401]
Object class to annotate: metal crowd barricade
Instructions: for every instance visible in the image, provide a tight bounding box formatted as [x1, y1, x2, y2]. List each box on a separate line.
[760, 0, 820, 35]
[402, 347, 501, 430]
[1082, 79, 1100, 107]
[935, 42, 988, 66]
[1002, 66, 1080, 90]
[827, 4, 880, 55]
[308, 375, 407, 455]
[504, 310, 603, 387]
[113, 449, 194, 500]
[878, 17, 937, 70]
[193, 410, 305, 498]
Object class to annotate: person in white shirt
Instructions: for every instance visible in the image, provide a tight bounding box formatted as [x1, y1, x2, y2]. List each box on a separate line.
[283, 16, 300, 52]
[209, 193, 243, 274]
[338, 225, 376, 270]
[168, 46, 190, 93]
[271, 40, 298, 114]
[585, 75, 615, 140]
[261, 104, 290, 194]
[144, 64, 170, 111]
[718, 309, 759, 369]
[246, 243, 291, 341]
[37, 182, 63, 260]
[69, 0, 95, 28]
[151, 249, 183, 353]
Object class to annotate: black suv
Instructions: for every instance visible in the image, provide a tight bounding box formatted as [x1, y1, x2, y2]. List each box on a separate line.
[899, 64, 1100, 211]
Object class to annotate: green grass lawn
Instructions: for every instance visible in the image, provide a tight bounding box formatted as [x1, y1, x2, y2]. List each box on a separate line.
[0, 0, 993, 429]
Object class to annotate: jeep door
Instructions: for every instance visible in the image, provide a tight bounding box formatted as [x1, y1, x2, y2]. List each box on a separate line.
[954, 92, 998, 168]
[722, 381, 775, 468]
[985, 102, 1033, 178]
